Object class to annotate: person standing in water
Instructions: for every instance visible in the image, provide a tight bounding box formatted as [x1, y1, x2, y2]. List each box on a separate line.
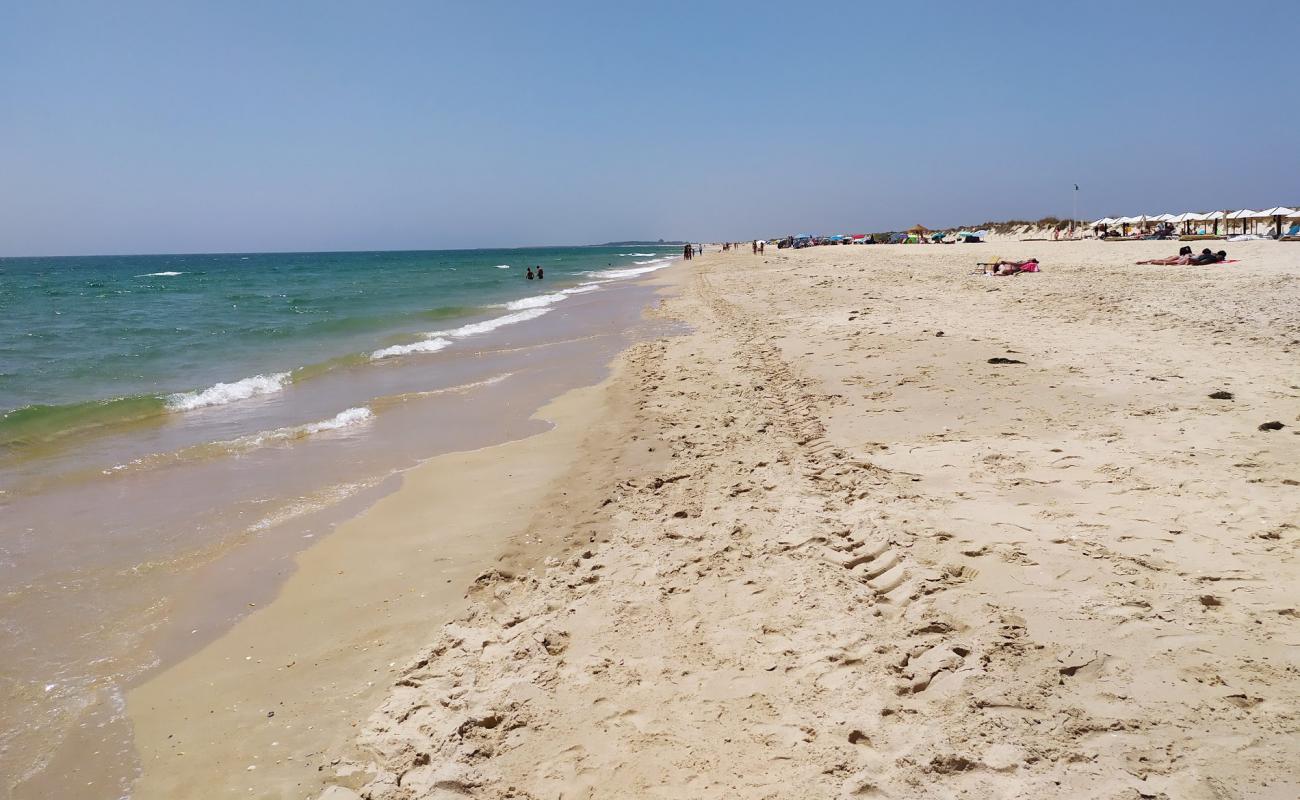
[526, 267, 535, 280]
[536, 265, 544, 279]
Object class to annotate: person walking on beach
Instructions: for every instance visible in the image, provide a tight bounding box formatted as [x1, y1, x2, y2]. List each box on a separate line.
[759, 240, 765, 255]
[536, 265, 543, 279]
[684, 243, 693, 260]
[526, 267, 535, 280]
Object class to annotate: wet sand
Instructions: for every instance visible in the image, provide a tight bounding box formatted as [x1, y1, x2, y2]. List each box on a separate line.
[310, 241, 1298, 799]
[127, 377, 620, 798]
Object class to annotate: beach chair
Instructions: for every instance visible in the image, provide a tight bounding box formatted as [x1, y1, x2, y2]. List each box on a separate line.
[1282, 223, 1300, 242]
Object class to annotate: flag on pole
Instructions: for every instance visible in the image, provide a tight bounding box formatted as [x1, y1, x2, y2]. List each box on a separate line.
[1074, 184, 1079, 191]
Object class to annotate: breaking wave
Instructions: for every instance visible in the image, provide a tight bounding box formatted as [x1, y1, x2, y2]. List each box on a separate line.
[165, 373, 291, 411]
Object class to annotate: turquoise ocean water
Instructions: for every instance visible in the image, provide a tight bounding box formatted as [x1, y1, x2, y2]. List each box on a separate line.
[0, 247, 675, 452]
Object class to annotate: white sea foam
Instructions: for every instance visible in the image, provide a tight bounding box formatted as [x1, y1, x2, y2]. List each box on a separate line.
[618, 252, 656, 257]
[246, 476, 379, 533]
[136, 271, 185, 277]
[584, 258, 676, 281]
[370, 337, 453, 361]
[166, 372, 291, 411]
[503, 292, 568, 311]
[494, 264, 511, 269]
[560, 283, 602, 295]
[432, 308, 549, 339]
[226, 405, 375, 452]
[304, 406, 373, 434]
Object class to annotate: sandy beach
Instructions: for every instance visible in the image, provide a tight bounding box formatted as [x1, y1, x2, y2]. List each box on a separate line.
[129, 240, 1299, 799]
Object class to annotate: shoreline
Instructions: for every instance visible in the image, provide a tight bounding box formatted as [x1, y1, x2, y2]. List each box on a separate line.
[2, 259, 681, 799]
[116, 265, 688, 800]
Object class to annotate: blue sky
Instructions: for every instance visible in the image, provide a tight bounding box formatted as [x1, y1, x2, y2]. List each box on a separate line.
[2, 1, 1294, 255]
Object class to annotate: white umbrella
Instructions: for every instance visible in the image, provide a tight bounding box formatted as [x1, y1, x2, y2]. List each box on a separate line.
[1260, 206, 1296, 217]
[1093, 217, 1116, 226]
[1153, 213, 1176, 222]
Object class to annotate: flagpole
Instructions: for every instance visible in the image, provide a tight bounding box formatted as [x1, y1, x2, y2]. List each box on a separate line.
[1072, 184, 1078, 235]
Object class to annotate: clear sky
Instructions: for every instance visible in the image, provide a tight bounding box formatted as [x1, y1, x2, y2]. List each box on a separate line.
[2, 1, 1295, 256]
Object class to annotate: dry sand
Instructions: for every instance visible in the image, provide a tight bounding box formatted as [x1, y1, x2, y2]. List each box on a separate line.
[143, 240, 1299, 799]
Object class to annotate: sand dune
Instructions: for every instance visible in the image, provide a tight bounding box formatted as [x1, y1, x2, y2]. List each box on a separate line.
[318, 241, 1299, 799]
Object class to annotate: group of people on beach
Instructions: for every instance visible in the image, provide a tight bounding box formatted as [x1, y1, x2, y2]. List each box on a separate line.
[1136, 246, 1229, 266]
[711, 241, 765, 254]
[525, 265, 543, 280]
[971, 245, 1231, 278]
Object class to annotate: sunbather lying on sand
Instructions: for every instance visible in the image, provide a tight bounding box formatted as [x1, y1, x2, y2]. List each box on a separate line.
[982, 258, 1039, 276]
[1137, 247, 1227, 266]
[1138, 246, 1193, 265]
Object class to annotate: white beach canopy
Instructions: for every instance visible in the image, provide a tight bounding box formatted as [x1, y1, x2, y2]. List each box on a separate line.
[1227, 209, 1262, 219]
[1260, 206, 1297, 217]
[1153, 213, 1176, 222]
[1093, 217, 1117, 226]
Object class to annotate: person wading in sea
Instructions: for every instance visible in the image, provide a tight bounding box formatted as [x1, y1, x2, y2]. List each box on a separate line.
[536, 265, 543, 279]
[526, 267, 534, 280]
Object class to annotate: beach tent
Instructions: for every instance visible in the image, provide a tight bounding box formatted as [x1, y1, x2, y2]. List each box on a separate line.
[1170, 211, 1205, 234]
[1199, 210, 1227, 236]
[1227, 209, 1264, 235]
[1260, 207, 1297, 237]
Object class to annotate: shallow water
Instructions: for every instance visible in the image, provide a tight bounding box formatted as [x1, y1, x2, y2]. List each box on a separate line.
[0, 247, 679, 798]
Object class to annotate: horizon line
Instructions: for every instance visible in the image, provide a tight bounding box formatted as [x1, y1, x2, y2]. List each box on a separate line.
[0, 241, 691, 260]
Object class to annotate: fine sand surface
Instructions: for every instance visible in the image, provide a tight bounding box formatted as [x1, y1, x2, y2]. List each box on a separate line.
[141, 241, 1297, 799]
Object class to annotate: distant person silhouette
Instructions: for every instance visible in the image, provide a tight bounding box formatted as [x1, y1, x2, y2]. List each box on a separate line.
[526, 267, 535, 280]
[536, 265, 544, 279]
